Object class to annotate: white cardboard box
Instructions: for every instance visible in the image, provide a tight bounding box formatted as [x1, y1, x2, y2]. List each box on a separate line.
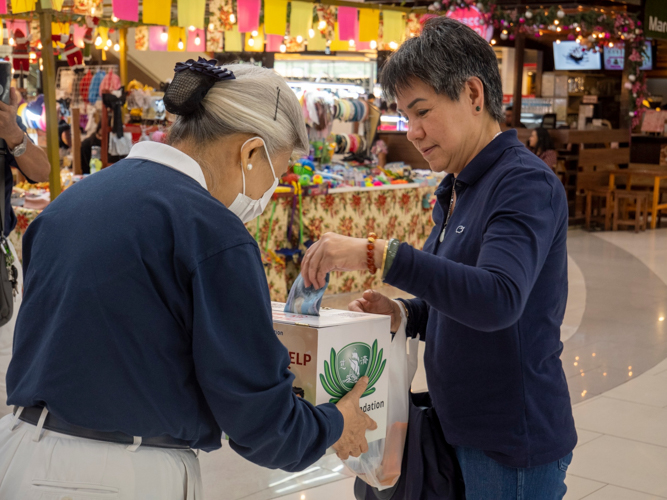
[271, 302, 391, 444]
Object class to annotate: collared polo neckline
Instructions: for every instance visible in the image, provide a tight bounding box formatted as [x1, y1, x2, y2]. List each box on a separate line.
[127, 141, 208, 190]
[436, 129, 524, 196]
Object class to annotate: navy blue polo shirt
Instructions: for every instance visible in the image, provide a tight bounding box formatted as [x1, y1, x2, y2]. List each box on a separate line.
[6, 143, 343, 471]
[386, 130, 576, 468]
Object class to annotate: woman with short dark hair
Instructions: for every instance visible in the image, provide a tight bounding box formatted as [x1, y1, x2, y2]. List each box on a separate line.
[300, 18, 576, 499]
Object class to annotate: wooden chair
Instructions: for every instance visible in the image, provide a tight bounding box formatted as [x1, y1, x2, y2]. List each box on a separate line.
[585, 186, 614, 231]
[613, 190, 650, 233]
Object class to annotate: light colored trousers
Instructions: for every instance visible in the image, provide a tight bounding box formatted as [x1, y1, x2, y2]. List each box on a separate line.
[0, 240, 22, 419]
[0, 412, 203, 499]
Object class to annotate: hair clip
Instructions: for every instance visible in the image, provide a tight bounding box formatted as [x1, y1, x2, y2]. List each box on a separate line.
[174, 57, 235, 81]
[165, 58, 235, 116]
[274, 87, 281, 121]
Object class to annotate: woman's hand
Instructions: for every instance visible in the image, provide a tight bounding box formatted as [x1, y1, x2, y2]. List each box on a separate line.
[349, 290, 403, 332]
[0, 89, 25, 147]
[301, 233, 386, 290]
[332, 376, 378, 460]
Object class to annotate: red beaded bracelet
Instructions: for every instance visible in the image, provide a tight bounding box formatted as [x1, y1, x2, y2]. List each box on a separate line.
[367, 232, 378, 274]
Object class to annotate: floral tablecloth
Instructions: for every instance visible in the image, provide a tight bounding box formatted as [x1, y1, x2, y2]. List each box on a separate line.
[9, 185, 437, 302]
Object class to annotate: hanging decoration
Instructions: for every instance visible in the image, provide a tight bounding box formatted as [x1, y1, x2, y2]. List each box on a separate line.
[237, 0, 260, 33]
[315, 4, 336, 40]
[52, 32, 85, 68]
[264, 0, 288, 36]
[206, 24, 224, 51]
[134, 25, 149, 50]
[112, 0, 139, 23]
[12, 29, 31, 79]
[209, 0, 235, 33]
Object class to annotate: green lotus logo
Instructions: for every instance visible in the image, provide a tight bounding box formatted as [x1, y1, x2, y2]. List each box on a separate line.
[320, 340, 386, 404]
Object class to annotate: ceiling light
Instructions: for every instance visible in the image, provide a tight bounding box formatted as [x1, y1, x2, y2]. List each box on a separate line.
[370, 40, 377, 49]
[251, 30, 258, 37]
[178, 39, 184, 50]
[296, 35, 303, 43]
[106, 39, 112, 47]
[280, 43, 286, 53]
[308, 29, 315, 38]
[318, 20, 327, 30]
[229, 13, 236, 23]
[161, 28, 168, 42]
[248, 38, 255, 46]
[113, 43, 120, 51]
[195, 35, 201, 46]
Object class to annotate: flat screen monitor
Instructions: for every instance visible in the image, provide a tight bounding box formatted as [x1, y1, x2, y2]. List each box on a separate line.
[603, 41, 653, 71]
[553, 41, 602, 70]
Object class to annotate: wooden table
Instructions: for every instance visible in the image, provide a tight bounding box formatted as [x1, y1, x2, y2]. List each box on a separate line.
[608, 168, 667, 229]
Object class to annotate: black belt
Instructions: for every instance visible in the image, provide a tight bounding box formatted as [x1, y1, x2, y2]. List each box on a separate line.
[16, 406, 191, 450]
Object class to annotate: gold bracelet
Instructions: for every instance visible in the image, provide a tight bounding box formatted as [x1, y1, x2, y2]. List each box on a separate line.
[380, 240, 389, 276]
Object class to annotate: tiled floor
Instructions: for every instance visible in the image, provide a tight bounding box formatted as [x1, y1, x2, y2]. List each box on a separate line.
[200, 228, 667, 500]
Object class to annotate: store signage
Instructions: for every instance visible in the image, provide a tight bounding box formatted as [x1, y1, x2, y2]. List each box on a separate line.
[447, 6, 493, 42]
[602, 42, 653, 71]
[646, 0, 667, 40]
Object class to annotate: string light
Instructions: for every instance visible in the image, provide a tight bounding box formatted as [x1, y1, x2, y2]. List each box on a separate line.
[178, 38, 184, 50]
[114, 43, 120, 51]
[318, 20, 327, 30]
[608, 42, 614, 47]
[112, 16, 119, 23]
[308, 29, 315, 38]
[160, 28, 168, 42]
[389, 41, 398, 50]
[106, 39, 112, 47]
[279, 43, 286, 53]
[370, 40, 377, 49]
[556, 39, 561, 44]
[195, 34, 201, 46]
[251, 30, 258, 37]
[554, 19, 559, 25]
[248, 38, 255, 46]
[95, 36, 103, 47]
[296, 35, 303, 43]
[189, 26, 196, 31]
[29, 52, 37, 60]
[556, 27, 561, 32]
[229, 13, 236, 23]
[348, 39, 355, 47]
[37, 41, 42, 49]
[490, 39, 496, 45]
[9, 37, 15, 46]
[91, 6, 95, 14]
[209, 23, 215, 31]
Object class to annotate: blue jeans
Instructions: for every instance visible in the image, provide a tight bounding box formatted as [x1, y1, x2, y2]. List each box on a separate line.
[455, 446, 572, 500]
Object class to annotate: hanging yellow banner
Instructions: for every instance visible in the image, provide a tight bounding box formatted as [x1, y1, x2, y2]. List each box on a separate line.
[264, 0, 288, 36]
[177, 0, 206, 29]
[51, 22, 70, 37]
[143, 0, 171, 26]
[307, 30, 326, 51]
[11, 0, 36, 14]
[167, 26, 186, 51]
[289, 1, 312, 39]
[41, 0, 64, 10]
[330, 22, 350, 52]
[244, 25, 265, 52]
[359, 8, 379, 43]
[382, 11, 405, 44]
[224, 25, 243, 52]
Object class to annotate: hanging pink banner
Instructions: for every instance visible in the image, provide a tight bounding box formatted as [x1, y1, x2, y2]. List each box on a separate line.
[0, 0, 7, 15]
[186, 28, 205, 51]
[6, 19, 28, 36]
[73, 24, 87, 48]
[113, 0, 139, 22]
[357, 41, 371, 51]
[237, 0, 260, 33]
[337, 6, 358, 42]
[149, 26, 168, 51]
[266, 34, 283, 52]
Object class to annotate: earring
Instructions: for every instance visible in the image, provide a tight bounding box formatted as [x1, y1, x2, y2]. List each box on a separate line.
[247, 163, 253, 171]
[476, 106, 481, 112]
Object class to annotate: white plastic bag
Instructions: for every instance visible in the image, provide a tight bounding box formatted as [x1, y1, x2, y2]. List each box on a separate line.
[108, 132, 133, 157]
[343, 307, 419, 490]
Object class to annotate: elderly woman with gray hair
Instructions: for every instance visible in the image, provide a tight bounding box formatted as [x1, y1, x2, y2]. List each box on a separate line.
[301, 18, 576, 499]
[0, 61, 375, 499]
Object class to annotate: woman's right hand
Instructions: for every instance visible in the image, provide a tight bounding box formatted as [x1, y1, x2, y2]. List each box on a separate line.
[332, 377, 378, 460]
[349, 290, 402, 332]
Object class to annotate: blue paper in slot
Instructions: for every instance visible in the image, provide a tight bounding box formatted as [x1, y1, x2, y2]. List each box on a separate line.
[284, 273, 330, 316]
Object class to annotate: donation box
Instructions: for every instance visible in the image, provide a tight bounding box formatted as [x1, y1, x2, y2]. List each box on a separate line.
[271, 302, 391, 444]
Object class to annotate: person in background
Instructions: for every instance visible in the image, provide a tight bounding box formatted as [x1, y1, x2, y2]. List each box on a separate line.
[0, 88, 51, 419]
[0, 62, 374, 499]
[299, 18, 575, 499]
[528, 127, 558, 171]
[504, 105, 526, 128]
[80, 123, 102, 174]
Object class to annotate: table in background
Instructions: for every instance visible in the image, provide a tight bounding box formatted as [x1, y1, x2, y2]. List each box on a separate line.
[608, 167, 667, 229]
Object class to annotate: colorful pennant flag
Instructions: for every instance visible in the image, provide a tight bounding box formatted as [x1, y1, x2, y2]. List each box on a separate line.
[186, 28, 205, 51]
[359, 8, 380, 43]
[264, 0, 288, 36]
[244, 26, 264, 52]
[143, 0, 171, 26]
[330, 22, 350, 51]
[148, 26, 168, 51]
[307, 30, 327, 51]
[168, 26, 187, 51]
[40, 0, 63, 10]
[177, 0, 206, 29]
[337, 7, 358, 42]
[10, 0, 35, 14]
[266, 34, 283, 52]
[113, 0, 138, 22]
[224, 25, 243, 52]
[382, 11, 405, 44]
[0, 1, 6, 15]
[237, 0, 260, 33]
[289, 1, 312, 39]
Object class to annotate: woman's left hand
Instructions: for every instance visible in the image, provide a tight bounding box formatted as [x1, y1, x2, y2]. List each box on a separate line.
[301, 233, 386, 289]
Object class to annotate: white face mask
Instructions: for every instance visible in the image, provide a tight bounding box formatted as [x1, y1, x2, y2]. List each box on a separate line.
[227, 137, 279, 224]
